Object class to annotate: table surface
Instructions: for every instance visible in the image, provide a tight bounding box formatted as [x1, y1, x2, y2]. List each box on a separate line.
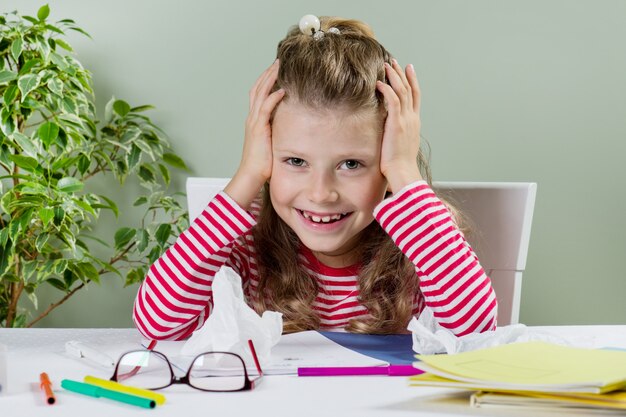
[1, 325, 626, 417]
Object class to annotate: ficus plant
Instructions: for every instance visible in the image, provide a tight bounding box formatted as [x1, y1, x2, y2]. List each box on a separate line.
[0, 5, 189, 327]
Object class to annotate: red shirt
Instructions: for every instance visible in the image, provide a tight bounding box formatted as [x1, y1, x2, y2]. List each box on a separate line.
[133, 181, 498, 340]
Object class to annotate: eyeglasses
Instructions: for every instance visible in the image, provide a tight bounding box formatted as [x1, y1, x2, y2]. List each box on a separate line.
[110, 339, 263, 392]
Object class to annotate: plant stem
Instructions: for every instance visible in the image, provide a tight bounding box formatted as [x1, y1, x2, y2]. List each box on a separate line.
[6, 281, 24, 328]
[27, 282, 85, 328]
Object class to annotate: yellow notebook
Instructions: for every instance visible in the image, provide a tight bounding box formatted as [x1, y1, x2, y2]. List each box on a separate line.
[411, 342, 626, 394]
[471, 390, 626, 412]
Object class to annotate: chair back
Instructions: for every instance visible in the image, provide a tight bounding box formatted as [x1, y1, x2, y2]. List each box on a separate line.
[186, 177, 231, 222]
[186, 178, 537, 326]
[433, 181, 537, 325]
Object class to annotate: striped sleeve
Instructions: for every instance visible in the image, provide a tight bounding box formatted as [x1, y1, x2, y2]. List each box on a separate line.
[132, 191, 256, 340]
[373, 180, 498, 335]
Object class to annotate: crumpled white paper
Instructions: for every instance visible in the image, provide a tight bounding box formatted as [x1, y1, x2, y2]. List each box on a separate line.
[409, 307, 569, 354]
[180, 266, 283, 367]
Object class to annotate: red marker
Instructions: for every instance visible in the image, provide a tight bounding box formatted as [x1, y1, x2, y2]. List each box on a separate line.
[39, 372, 56, 405]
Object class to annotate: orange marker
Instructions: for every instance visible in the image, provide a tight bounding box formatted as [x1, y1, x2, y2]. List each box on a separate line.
[39, 372, 56, 405]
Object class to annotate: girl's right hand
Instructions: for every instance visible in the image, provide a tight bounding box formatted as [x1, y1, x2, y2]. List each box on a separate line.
[225, 60, 285, 209]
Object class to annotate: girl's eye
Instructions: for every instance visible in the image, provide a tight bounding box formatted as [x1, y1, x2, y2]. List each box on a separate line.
[287, 158, 305, 167]
[341, 160, 361, 170]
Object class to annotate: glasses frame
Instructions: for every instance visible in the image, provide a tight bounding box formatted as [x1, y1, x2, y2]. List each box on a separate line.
[110, 339, 263, 392]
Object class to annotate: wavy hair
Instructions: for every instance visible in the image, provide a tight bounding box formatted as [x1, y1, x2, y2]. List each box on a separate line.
[251, 17, 442, 333]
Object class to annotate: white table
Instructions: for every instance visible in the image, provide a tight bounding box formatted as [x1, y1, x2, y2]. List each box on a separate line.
[1, 326, 625, 417]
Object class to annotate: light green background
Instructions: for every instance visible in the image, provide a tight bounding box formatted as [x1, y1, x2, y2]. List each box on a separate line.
[5, 0, 625, 327]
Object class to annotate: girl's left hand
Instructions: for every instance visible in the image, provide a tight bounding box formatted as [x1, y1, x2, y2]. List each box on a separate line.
[376, 59, 423, 194]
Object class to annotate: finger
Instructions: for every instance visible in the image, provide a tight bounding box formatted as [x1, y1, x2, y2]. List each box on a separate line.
[385, 62, 410, 109]
[250, 60, 279, 112]
[250, 65, 280, 117]
[391, 59, 411, 94]
[376, 80, 400, 115]
[406, 64, 421, 113]
[249, 60, 279, 111]
[258, 88, 286, 122]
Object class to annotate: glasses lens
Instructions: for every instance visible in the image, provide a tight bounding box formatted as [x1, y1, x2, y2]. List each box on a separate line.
[115, 351, 172, 389]
[189, 353, 246, 391]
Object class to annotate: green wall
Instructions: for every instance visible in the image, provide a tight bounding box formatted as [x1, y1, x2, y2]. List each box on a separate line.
[5, 0, 625, 327]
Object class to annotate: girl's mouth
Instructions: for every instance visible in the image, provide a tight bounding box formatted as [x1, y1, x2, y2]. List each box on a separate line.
[297, 209, 352, 224]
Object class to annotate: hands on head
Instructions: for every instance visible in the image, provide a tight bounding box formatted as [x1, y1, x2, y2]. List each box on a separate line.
[225, 60, 285, 209]
[225, 58, 423, 210]
[376, 59, 423, 194]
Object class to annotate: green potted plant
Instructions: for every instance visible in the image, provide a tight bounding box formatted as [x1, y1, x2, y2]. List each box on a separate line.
[0, 5, 188, 327]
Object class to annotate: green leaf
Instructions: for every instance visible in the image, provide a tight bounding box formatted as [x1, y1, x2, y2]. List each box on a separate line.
[0, 240, 13, 276]
[0, 70, 18, 84]
[63, 269, 76, 288]
[104, 96, 116, 123]
[148, 246, 162, 264]
[12, 132, 38, 158]
[17, 74, 41, 101]
[46, 25, 64, 35]
[114, 227, 136, 250]
[54, 38, 73, 52]
[126, 144, 141, 170]
[97, 195, 119, 217]
[57, 177, 84, 193]
[3, 84, 19, 103]
[35, 233, 50, 251]
[62, 96, 77, 114]
[22, 16, 39, 25]
[12, 315, 27, 328]
[113, 100, 131, 117]
[46, 278, 66, 291]
[49, 52, 69, 71]
[18, 59, 40, 76]
[8, 154, 39, 171]
[47, 77, 63, 96]
[1, 109, 15, 135]
[74, 199, 96, 216]
[136, 228, 149, 252]
[39, 207, 54, 227]
[8, 220, 21, 242]
[125, 266, 147, 286]
[158, 163, 170, 186]
[53, 206, 65, 225]
[54, 259, 68, 275]
[77, 154, 90, 174]
[133, 196, 148, 206]
[0, 228, 9, 248]
[67, 26, 92, 39]
[77, 262, 99, 284]
[37, 4, 51, 21]
[130, 105, 155, 113]
[155, 223, 172, 247]
[163, 153, 188, 170]
[11, 37, 23, 61]
[138, 164, 156, 183]
[38, 121, 60, 148]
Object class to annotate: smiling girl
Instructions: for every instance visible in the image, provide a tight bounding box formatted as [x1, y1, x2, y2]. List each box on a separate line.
[133, 15, 497, 339]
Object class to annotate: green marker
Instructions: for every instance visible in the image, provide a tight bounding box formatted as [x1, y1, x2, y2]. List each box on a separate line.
[61, 379, 156, 409]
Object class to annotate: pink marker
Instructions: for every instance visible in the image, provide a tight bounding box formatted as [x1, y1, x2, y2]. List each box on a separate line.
[297, 365, 423, 377]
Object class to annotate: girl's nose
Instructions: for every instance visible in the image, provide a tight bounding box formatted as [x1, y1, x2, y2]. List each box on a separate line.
[307, 172, 339, 203]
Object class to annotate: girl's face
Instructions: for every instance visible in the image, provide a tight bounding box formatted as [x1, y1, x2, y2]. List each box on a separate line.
[270, 101, 388, 268]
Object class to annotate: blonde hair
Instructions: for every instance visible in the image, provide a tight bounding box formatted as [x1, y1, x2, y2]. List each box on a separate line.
[251, 17, 436, 333]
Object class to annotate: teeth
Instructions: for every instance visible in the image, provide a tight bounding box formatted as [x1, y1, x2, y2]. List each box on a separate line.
[301, 211, 347, 223]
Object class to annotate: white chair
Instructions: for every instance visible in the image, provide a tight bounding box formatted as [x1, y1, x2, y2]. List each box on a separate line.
[186, 177, 537, 326]
[186, 177, 231, 222]
[432, 182, 537, 326]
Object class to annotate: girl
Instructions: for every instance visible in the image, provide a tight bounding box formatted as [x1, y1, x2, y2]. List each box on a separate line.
[133, 15, 497, 340]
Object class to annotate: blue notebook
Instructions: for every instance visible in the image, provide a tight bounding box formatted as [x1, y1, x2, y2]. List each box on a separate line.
[319, 331, 415, 365]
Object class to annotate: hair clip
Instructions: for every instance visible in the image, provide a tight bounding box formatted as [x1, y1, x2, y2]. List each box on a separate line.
[298, 14, 341, 40]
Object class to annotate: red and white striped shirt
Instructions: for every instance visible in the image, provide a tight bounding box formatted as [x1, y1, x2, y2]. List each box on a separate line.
[133, 180, 497, 340]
